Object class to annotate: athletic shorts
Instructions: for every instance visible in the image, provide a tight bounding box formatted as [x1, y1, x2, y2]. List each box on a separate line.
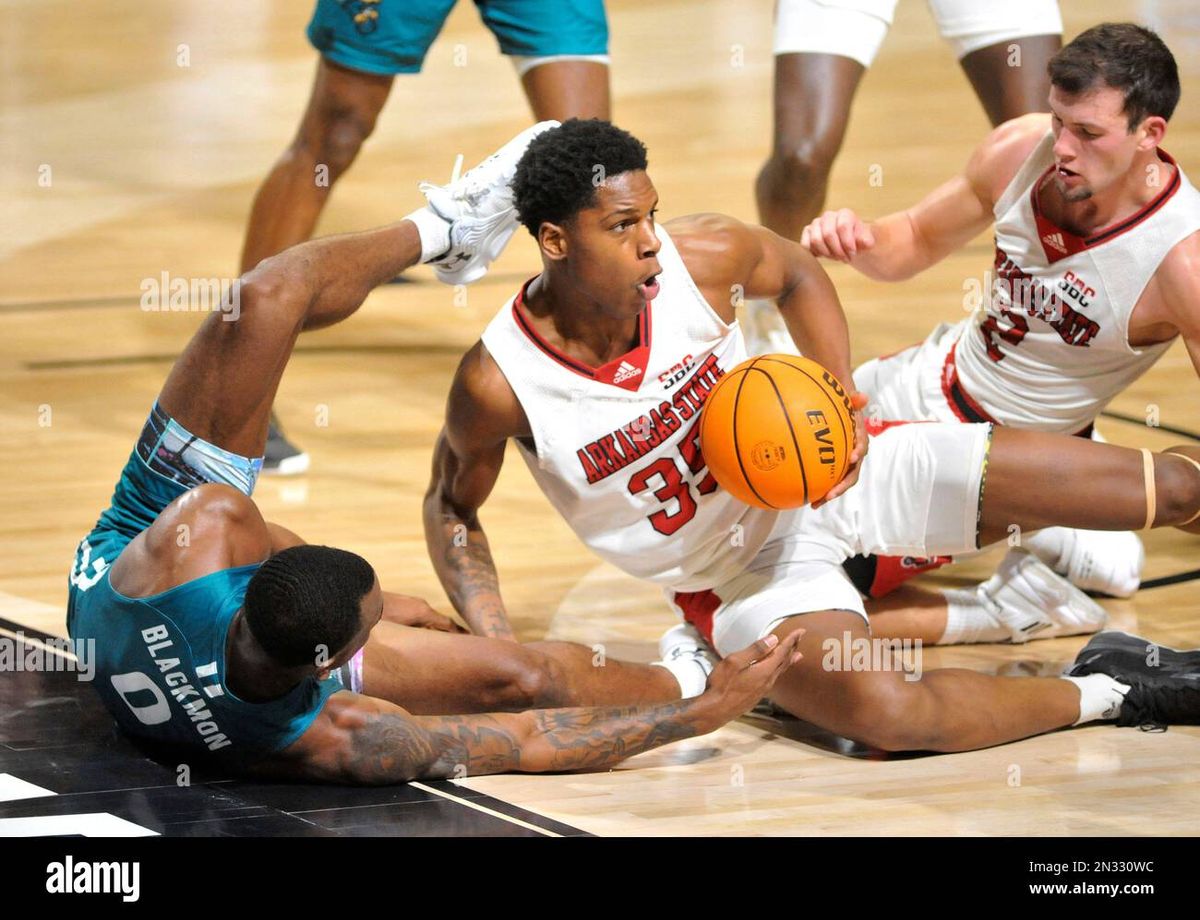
[670, 421, 993, 657]
[853, 319, 1098, 436]
[853, 320, 965, 424]
[306, 0, 610, 76]
[773, 0, 1063, 66]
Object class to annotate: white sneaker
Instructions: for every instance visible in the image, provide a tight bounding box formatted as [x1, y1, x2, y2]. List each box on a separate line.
[1023, 527, 1144, 598]
[982, 549, 1108, 644]
[656, 623, 718, 698]
[419, 120, 559, 285]
[741, 299, 801, 356]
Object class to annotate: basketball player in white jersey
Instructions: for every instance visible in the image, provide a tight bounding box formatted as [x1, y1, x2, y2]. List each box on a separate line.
[425, 118, 1200, 752]
[794, 23, 1200, 643]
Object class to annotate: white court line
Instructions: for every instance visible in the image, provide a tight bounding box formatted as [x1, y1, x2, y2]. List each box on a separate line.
[0, 814, 158, 837]
[410, 782, 562, 837]
[0, 774, 56, 803]
[0, 625, 78, 663]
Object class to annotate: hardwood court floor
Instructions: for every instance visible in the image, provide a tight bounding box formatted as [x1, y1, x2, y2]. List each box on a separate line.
[1, 0, 1197, 835]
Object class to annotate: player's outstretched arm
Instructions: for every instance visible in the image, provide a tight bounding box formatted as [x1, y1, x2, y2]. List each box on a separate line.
[669, 213, 866, 505]
[266, 633, 803, 784]
[799, 114, 1046, 281]
[423, 343, 528, 640]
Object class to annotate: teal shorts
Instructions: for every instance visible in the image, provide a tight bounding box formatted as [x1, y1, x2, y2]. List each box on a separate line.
[307, 0, 609, 76]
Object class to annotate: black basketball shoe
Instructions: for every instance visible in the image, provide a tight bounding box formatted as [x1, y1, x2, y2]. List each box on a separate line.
[262, 412, 310, 476]
[1068, 631, 1200, 729]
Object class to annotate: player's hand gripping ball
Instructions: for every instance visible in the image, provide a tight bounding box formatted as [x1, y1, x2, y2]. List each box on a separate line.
[699, 355, 856, 509]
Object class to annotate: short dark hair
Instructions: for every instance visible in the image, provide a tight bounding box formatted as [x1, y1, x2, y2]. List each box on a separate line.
[512, 118, 649, 237]
[243, 545, 375, 667]
[1049, 23, 1180, 130]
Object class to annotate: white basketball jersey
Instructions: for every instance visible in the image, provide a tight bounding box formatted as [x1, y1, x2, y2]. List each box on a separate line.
[480, 226, 781, 591]
[950, 131, 1200, 433]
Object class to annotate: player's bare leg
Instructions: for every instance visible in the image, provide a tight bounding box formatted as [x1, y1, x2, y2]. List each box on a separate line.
[362, 622, 685, 715]
[238, 57, 394, 473]
[239, 58, 394, 274]
[766, 611, 1080, 752]
[980, 430, 1200, 542]
[160, 221, 424, 456]
[166, 124, 542, 454]
[958, 34, 1060, 127]
[866, 586, 948, 645]
[759, 432, 1200, 751]
[520, 60, 610, 121]
[755, 53, 863, 239]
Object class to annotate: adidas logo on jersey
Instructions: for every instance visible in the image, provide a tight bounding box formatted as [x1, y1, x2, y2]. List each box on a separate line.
[613, 360, 643, 384]
[1042, 231, 1067, 254]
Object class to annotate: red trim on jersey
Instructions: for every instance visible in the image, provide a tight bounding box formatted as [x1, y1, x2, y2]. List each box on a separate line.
[865, 417, 925, 437]
[512, 277, 654, 391]
[940, 342, 1000, 424]
[938, 343, 1097, 435]
[672, 589, 721, 647]
[1031, 149, 1182, 264]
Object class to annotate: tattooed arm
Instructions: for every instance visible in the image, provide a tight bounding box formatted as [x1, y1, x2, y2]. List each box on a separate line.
[423, 341, 531, 641]
[264, 633, 803, 784]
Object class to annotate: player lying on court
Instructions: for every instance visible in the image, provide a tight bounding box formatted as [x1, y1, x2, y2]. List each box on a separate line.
[795, 23, 1199, 625]
[66, 126, 804, 784]
[426, 119, 1200, 752]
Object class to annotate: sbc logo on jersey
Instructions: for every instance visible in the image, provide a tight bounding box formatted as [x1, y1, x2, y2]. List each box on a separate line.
[659, 354, 696, 389]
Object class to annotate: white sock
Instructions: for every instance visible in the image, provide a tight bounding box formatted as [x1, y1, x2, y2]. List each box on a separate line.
[1024, 528, 1075, 579]
[652, 656, 712, 699]
[938, 587, 1007, 645]
[1064, 673, 1130, 724]
[403, 206, 452, 263]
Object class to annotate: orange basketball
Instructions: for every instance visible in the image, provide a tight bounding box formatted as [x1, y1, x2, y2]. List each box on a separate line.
[699, 355, 855, 509]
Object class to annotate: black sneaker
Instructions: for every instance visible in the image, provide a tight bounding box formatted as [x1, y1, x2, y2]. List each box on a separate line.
[1068, 631, 1200, 729]
[262, 413, 310, 476]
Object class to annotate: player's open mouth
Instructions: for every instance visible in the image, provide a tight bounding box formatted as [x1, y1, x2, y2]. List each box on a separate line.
[637, 274, 661, 300]
[1056, 164, 1080, 179]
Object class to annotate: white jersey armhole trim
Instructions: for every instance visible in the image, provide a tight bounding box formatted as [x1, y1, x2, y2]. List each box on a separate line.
[478, 340, 546, 465]
[993, 131, 1055, 221]
[655, 224, 739, 335]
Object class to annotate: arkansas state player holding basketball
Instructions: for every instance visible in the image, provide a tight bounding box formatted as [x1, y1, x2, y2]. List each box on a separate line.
[799, 24, 1200, 636]
[426, 119, 1200, 752]
[65, 126, 803, 784]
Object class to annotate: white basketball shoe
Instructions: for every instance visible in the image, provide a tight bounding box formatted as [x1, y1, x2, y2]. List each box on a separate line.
[1023, 527, 1144, 598]
[982, 549, 1109, 644]
[419, 120, 559, 285]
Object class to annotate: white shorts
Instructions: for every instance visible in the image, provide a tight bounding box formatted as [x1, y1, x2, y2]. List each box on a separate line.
[773, 0, 1063, 66]
[670, 421, 993, 657]
[852, 320, 964, 424]
[853, 319, 1100, 436]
